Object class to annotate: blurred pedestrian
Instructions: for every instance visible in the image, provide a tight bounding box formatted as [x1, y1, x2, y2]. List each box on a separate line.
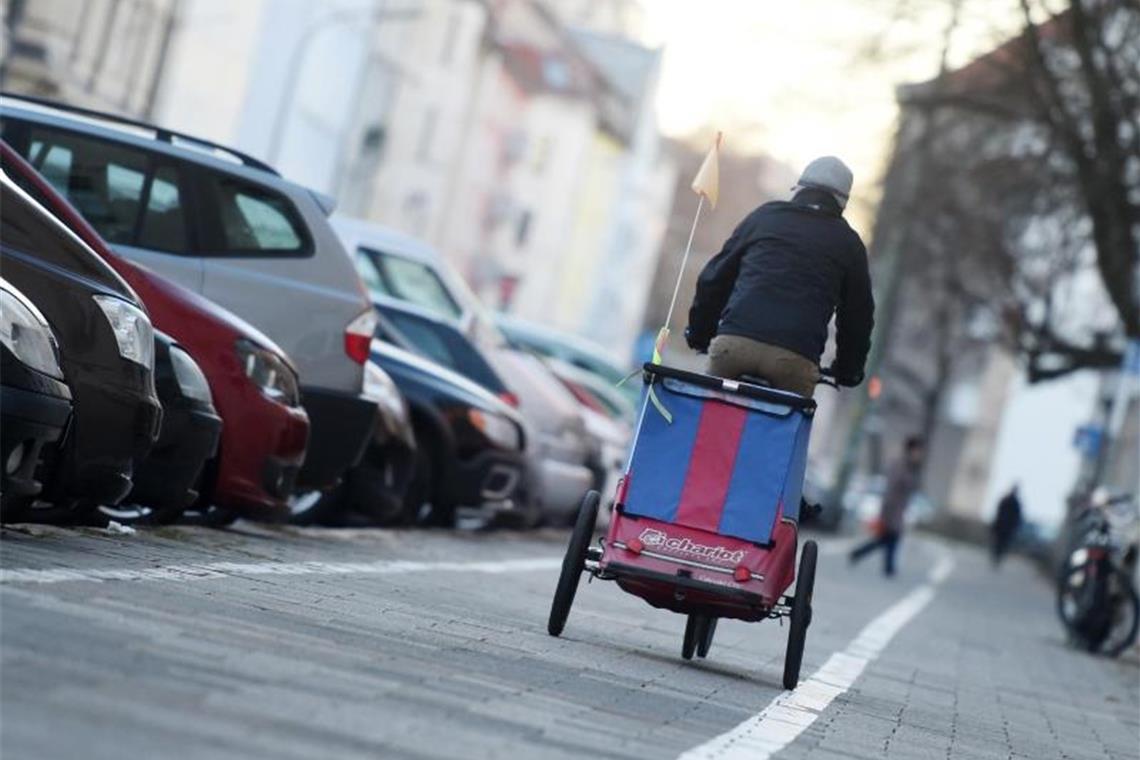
[849, 437, 925, 577]
[991, 485, 1023, 567]
[685, 156, 874, 397]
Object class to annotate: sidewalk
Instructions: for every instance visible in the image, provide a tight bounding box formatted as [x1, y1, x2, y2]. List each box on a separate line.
[781, 540, 1140, 760]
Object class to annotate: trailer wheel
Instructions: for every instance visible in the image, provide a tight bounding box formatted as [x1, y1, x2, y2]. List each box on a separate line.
[682, 614, 700, 660]
[547, 490, 599, 637]
[697, 617, 717, 658]
[783, 540, 817, 689]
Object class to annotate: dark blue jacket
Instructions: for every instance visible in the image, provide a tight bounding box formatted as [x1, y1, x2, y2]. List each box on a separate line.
[687, 189, 874, 380]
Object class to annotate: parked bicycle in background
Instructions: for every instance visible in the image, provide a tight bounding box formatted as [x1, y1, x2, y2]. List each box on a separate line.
[1056, 489, 1139, 658]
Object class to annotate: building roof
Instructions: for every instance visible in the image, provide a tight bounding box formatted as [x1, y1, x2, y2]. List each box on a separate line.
[898, 9, 1071, 108]
[498, 41, 597, 98]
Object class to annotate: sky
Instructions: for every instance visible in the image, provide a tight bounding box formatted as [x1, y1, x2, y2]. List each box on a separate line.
[639, 0, 1025, 236]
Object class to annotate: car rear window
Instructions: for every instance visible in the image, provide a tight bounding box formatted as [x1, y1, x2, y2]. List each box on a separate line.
[356, 247, 462, 320]
[21, 127, 190, 253]
[204, 175, 307, 254]
[382, 308, 507, 394]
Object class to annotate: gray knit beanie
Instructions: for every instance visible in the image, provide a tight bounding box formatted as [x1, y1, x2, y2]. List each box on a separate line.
[793, 156, 853, 210]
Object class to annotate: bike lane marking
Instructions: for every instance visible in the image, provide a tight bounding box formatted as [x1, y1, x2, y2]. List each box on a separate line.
[678, 548, 956, 760]
[0, 557, 563, 585]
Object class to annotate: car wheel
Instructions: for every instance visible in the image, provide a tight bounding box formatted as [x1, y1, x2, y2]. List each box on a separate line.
[405, 439, 454, 528]
[346, 447, 407, 525]
[174, 504, 232, 528]
[288, 488, 342, 526]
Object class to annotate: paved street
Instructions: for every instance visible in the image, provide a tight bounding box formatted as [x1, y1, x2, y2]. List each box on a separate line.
[1, 523, 1137, 760]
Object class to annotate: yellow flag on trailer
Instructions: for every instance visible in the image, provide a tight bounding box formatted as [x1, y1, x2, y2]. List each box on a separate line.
[690, 132, 722, 209]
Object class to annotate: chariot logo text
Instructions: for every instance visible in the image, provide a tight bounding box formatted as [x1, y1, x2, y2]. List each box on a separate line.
[637, 528, 745, 564]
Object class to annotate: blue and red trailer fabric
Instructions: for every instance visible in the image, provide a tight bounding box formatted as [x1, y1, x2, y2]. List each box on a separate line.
[622, 377, 812, 545]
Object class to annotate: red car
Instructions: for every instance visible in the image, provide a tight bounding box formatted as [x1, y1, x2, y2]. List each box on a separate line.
[2, 142, 309, 522]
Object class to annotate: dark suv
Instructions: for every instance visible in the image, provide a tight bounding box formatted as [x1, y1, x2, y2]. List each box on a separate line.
[1, 173, 162, 515]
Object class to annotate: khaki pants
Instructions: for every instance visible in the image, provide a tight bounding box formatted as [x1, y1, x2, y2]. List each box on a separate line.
[706, 335, 819, 398]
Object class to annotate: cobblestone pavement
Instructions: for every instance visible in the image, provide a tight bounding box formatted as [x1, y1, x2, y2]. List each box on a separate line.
[0, 522, 1136, 759]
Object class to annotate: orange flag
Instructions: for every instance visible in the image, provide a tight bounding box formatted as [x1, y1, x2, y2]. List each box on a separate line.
[690, 131, 721, 208]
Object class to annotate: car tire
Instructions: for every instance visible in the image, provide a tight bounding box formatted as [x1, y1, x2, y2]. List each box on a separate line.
[96, 501, 182, 526]
[346, 445, 411, 526]
[405, 436, 455, 528]
[288, 488, 343, 526]
[197, 506, 239, 528]
[783, 540, 818, 690]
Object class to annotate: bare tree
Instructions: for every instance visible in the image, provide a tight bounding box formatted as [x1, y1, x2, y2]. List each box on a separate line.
[903, 0, 1140, 380]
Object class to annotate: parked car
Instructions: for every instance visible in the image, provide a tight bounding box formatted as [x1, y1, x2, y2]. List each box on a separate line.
[370, 337, 528, 527]
[842, 472, 935, 529]
[0, 172, 162, 519]
[543, 356, 633, 514]
[289, 358, 416, 526]
[544, 356, 637, 425]
[2, 94, 378, 498]
[3, 141, 310, 523]
[334, 218, 595, 524]
[109, 330, 221, 524]
[482, 348, 594, 526]
[495, 314, 638, 407]
[0, 277, 72, 516]
[373, 298, 592, 526]
[4, 169, 220, 524]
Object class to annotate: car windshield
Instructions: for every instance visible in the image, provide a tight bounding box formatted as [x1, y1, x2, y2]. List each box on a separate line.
[379, 307, 507, 395]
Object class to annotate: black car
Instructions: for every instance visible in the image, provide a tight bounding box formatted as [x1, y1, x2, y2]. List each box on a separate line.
[1, 174, 162, 518]
[3, 159, 226, 525]
[102, 331, 223, 525]
[290, 358, 417, 527]
[374, 298, 513, 401]
[370, 337, 527, 527]
[0, 277, 72, 515]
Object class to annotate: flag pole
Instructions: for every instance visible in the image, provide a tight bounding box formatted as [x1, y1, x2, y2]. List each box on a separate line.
[661, 194, 705, 345]
[624, 193, 706, 462]
[627, 131, 719, 446]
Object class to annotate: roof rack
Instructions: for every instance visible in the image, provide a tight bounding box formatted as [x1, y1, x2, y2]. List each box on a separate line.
[0, 91, 280, 176]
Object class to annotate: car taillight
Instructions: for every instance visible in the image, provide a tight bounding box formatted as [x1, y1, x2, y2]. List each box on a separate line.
[345, 308, 377, 365]
[498, 391, 520, 408]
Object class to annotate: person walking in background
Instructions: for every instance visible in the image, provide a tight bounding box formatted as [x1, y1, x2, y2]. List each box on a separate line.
[991, 485, 1023, 567]
[849, 437, 926, 577]
[684, 156, 874, 397]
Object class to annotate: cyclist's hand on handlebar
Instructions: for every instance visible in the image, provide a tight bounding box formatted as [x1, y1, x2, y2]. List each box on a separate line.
[684, 326, 710, 354]
[826, 364, 864, 387]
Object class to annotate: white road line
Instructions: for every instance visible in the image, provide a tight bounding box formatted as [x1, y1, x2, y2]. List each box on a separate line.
[0, 557, 563, 586]
[679, 550, 956, 760]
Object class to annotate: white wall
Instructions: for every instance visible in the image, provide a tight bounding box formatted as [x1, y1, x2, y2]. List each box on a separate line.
[153, 0, 267, 142]
[983, 370, 1098, 528]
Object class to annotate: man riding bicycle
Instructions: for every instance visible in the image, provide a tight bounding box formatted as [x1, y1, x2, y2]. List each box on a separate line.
[686, 156, 874, 397]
